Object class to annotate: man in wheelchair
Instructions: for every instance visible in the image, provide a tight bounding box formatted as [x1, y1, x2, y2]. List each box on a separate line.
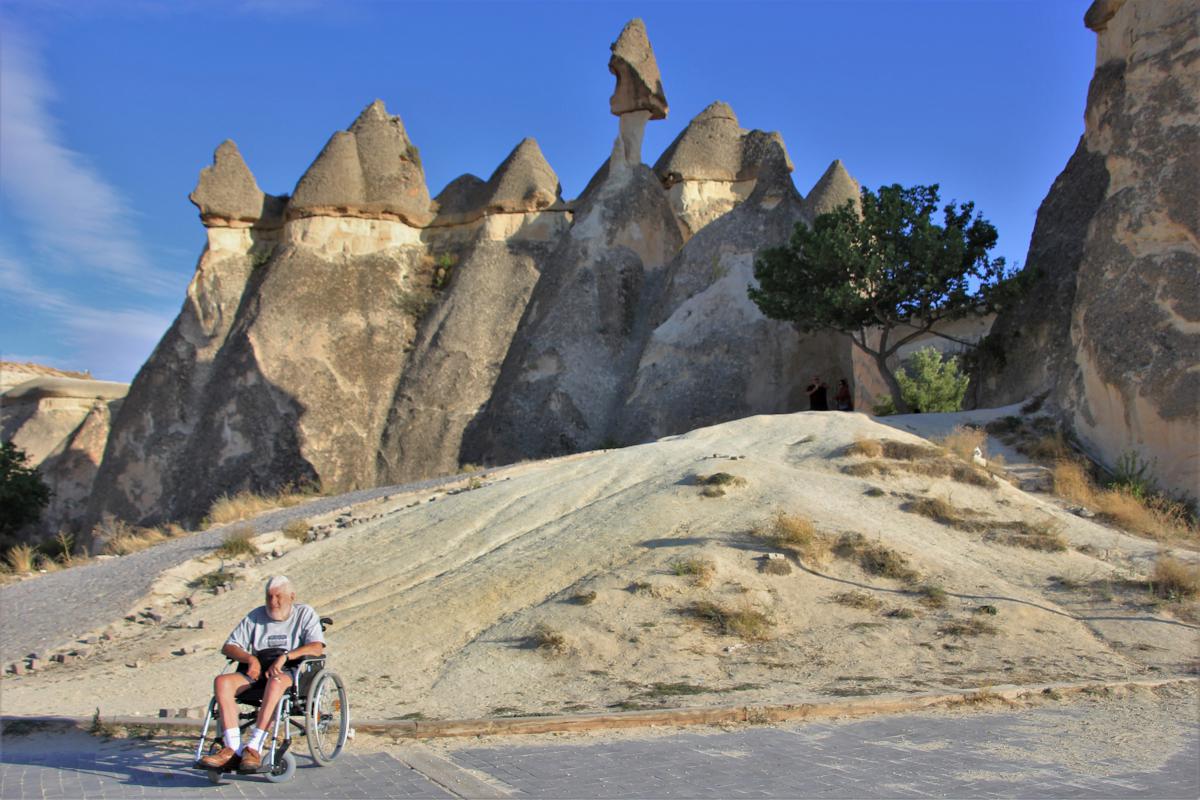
[198, 575, 325, 773]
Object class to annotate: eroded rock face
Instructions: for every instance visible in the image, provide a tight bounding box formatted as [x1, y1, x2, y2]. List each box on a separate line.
[0, 377, 127, 537]
[654, 102, 795, 238]
[802, 159, 861, 219]
[430, 138, 562, 227]
[609, 19, 667, 120]
[978, 0, 1200, 497]
[291, 100, 433, 226]
[189, 140, 286, 227]
[462, 161, 683, 461]
[617, 136, 850, 442]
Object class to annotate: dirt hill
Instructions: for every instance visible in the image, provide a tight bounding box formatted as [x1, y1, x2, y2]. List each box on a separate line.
[2, 408, 1195, 721]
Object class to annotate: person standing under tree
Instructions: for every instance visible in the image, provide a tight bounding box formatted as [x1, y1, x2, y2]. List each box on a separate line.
[835, 379, 853, 411]
[805, 376, 829, 411]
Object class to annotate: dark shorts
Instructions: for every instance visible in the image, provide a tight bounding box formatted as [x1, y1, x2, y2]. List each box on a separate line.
[234, 649, 301, 705]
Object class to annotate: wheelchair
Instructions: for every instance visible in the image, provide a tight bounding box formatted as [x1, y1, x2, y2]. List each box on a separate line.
[192, 616, 349, 784]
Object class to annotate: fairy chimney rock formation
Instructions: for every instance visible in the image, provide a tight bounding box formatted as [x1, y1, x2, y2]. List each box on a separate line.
[654, 102, 796, 237]
[189, 140, 285, 227]
[609, 19, 668, 168]
[290, 99, 433, 226]
[802, 159, 861, 219]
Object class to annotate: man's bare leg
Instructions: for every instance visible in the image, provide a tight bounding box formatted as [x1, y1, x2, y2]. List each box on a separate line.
[214, 672, 252, 731]
[238, 673, 293, 771]
[254, 673, 292, 731]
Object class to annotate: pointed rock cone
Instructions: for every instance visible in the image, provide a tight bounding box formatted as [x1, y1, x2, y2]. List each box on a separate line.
[803, 159, 861, 219]
[609, 19, 668, 120]
[654, 102, 744, 186]
[291, 99, 432, 226]
[190, 140, 276, 225]
[483, 138, 562, 213]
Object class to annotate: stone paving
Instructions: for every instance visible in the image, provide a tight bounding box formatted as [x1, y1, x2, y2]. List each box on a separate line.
[1, 699, 1197, 798]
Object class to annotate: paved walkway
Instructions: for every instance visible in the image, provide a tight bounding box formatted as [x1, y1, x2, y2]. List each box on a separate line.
[0, 474, 467, 665]
[2, 700, 1197, 798]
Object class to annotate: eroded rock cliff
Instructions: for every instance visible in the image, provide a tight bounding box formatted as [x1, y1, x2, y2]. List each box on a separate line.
[977, 0, 1199, 497]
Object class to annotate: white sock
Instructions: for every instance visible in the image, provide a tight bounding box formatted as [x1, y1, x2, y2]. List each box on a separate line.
[244, 727, 268, 754]
[222, 728, 240, 751]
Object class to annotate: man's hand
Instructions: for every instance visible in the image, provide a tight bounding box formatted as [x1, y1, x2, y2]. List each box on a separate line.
[266, 653, 288, 680]
[244, 655, 262, 681]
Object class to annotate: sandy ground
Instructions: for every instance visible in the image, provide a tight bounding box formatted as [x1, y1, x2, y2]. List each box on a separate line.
[2, 407, 1196, 721]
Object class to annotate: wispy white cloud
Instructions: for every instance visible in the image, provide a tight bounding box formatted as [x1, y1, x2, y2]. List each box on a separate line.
[0, 27, 175, 295]
[0, 248, 172, 382]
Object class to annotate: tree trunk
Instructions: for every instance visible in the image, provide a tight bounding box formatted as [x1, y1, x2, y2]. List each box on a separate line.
[875, 351, 911, 414]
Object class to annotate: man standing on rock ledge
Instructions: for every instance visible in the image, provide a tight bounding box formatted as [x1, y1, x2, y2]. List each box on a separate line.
[197, 576, 325, 773]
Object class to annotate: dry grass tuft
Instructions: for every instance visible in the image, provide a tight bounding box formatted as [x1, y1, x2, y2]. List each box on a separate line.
[845, 438, 884, 459]
[671, 558, 716, 587]
[528, 624, 569, 655]
[906, 497, 980, 530]
[880, 440, 942, 461]
[756, 512, 831, 564]
[205, 485, 320, 527]
[759, 558, 793, 576]
[282, 519, 310, 542]
[214, 525, 257, 559]
[687, 601, 773, 641]
[1052, 460, 1195, 542]
[1052, 460, 1094, 505]
[190, 567, 239, 591]
[1151, 556, 1200, 601]
[96, 516, 187, 557]
[1021, 433, 1072, 462]
[988, 520, 1068, 552]
[938, 426, 988, 463]
[832, 591, 883, 611]
[938, 617, 998, 637]
[834, 533, 920, 583]
[5, 543, 36, 573]
[916, 584, 949, 608]
[903, 458, 995, 488]
[569, 591, 598, 605]
[842, 461, 892, 478]
[700, 485, 727, 498]
[698, 472, 746, 487]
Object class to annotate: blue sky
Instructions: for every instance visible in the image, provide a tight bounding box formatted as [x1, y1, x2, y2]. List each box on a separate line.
[0, 0, 1095, 383]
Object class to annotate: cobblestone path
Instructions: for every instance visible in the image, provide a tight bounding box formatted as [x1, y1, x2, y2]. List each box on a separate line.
[2, 699, 1196, 798]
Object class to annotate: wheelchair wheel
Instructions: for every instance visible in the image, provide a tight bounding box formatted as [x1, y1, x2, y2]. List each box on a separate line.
[305, 669, 349, 765]
[265, 751, 296, 784]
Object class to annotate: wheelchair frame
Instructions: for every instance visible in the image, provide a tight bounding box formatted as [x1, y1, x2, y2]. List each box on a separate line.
[193, 619, 348, 783]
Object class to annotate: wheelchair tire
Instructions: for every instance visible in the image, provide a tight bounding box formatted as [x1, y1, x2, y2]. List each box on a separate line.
[265, 751, 296, 784]
[305, 669, 349, 765]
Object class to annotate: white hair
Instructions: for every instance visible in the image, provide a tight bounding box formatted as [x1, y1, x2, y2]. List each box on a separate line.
[265, 575, 293, 596]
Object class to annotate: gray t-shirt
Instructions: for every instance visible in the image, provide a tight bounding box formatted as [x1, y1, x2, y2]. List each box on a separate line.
[226, 603, 325, 655]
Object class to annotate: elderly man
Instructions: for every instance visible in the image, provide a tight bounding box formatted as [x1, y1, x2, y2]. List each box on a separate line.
[198, 576, 325, 773]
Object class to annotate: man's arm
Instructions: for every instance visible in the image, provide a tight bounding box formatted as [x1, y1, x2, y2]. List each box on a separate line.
[265, 641, 325, 679]
[221, 642, 263, 681]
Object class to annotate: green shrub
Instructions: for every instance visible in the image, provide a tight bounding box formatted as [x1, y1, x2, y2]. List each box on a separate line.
[1111, 450, 1157, 500]
[0, 442, 51, 543]
[894, 347, 969, 413]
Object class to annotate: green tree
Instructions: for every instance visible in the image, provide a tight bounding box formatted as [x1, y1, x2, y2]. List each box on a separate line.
[749, 184, 1023, 413]
[0, 442, 51, 542]
[895, 347, 970, 413]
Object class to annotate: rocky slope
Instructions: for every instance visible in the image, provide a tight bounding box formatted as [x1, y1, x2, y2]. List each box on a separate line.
[976, 0, 1199, 498]
[3, 411, 1195, 719]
